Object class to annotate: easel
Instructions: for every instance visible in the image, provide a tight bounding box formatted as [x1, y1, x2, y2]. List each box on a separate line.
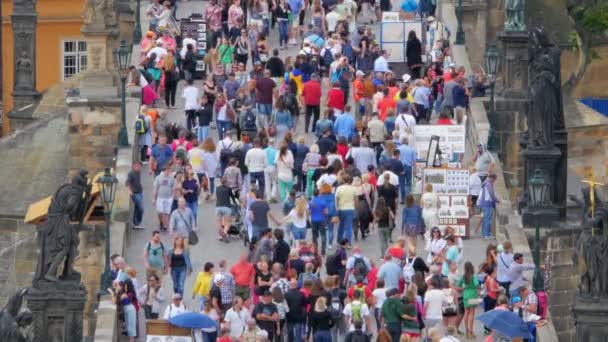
[582, 171, 605, 236]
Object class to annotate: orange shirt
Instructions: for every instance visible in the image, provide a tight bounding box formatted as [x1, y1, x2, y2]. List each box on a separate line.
[363, 79, 375, 98]
[387, 86, 400, 99]
[146, 108, 159, 126]
[230, 261, 256, 287]
[377, 97, 397, 121]
[353, 79, 365, 102]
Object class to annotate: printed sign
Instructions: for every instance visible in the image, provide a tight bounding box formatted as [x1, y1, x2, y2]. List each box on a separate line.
[414, 125, 466, 161]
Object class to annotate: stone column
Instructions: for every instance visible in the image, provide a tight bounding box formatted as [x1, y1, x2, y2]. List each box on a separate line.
[11, 0, 40, 110]
[497, 31, 529, 98]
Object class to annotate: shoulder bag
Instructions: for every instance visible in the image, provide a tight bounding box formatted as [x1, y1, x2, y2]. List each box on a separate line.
[177, 210, 199, 245]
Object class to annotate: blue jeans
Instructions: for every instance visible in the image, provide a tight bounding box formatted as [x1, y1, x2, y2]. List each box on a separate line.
[292, 226, 306, 240]
[197, 125, 210, 142]
[326, 219, 335, 246]
[482, 206, 494, 238]
[202, 330, 217, 342]
[217, 120, 232, 139]
[287, 322, 305, 342]
[250, 171, 265, 196]
[257, 103, 273, 116]
[171, 265, 187, 295]
[314, 330, 331, 342]
[278, 20, 289, 46]
[187, 200, 198, 220]
[338, 209, 355, 243]
[131, 193, 144, 226]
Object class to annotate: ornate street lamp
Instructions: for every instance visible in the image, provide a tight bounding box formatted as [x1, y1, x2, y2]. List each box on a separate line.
[97, 167, 118, 294]
[133, 0, 142, 44]
[528, 169, 550, 292]
[455, 0, 465, 45]
[114, 40, 131, 147]
[485, 43, 501, 151]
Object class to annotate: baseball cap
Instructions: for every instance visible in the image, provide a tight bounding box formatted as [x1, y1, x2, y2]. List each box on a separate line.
[173, 293, 182, 300]
[356, 70, 365, 77]
[402, 74, 411, 83]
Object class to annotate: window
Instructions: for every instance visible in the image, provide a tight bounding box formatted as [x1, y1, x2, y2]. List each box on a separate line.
[62, 40, 87, 79]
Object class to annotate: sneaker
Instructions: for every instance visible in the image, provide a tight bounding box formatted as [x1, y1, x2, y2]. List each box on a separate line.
[133, 225, 145, 230]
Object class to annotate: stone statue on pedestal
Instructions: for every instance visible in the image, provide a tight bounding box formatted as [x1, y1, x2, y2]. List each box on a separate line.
[526, 26, 564, 149]
[83, 0, 117, 28]
[505, 0, 526, 31]
[33, 169, 91, 286]
[15, 51, 33, 90]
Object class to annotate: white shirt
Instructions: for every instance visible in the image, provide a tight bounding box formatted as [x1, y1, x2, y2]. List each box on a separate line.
[374, 55, 390, 73]
[343, 301, 371, 332]
[424, 289, 446, 320]
[181, 37, 197, 58]
[183, 85, 200, 111]
[317, 173, 337, 187]
[275, 151, 294, 182]
[245, 147, 267, 173]
[372, 288, 387, 309]
[147, 46, 167, 63]
[326, 11, 341, 32]
[188, 148, 206, 174]
[286, 208, 308, 229]
[425, 238, 447, 264]
[224, 307, 250, 338]
[162, 303, 187, 319]
[469, 172, 482, 196]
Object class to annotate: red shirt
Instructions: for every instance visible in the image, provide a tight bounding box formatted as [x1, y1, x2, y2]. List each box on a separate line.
[378, 97, 397, 121]
[347, 284, 372, 300]
[230, 261, 255, 287]
[327, 87, 345, 111]
[302, 80, 322, 106]
[368, 172, 378, 190]
[337, 143, 349, 163]
[171, 138, 193, 152]
[388, 245, 405, 260]
[437, 118, 453, 125]
[367, 267, 378, 291]
[387, 86, 400, 99]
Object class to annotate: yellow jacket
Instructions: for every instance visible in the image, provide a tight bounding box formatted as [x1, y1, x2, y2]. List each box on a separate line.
[192, 271, 213, 297]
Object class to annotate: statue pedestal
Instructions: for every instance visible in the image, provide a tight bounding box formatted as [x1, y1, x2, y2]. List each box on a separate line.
[497, 31, 529, 99]
[573, 296, 608, 342]
[521, 146, 562, 226]
[80, 26, 119, 98]
[27, 282, 86, 342]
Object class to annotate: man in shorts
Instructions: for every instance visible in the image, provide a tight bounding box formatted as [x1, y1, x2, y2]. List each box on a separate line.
[153, 165, 175, 230]
[215, 176, 235, 241]
[255, 70, 276, 136]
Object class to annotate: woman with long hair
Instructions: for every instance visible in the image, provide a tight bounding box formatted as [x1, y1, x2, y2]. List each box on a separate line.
[272, 286, 289, 341]
[406, 30, 423, 79]
[420, 183, 440, 241]
[203, 73, 218, 107]
[401, 288, 421, 341]
[108, 281, 137, 342]
[282, 196, 308, 240]
[199, 138, 220, 199]
[161, 50, 178, 108]
[168, 236, 192, 295]
[273, 98, 294, 148]
[458, 261, 480, 339]
[354, 176, 374, 241]
[401, 194, 424, 250]
[182, 165, 200, 218]
[374, 197, 393, 257]
[424, 227, 446, 264]
[303, 144, 322, 197]
[275, 142, 295, 201]
[309, 296, 334, 342]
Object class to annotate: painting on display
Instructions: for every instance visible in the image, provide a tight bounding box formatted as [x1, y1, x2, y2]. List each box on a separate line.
[414, 125, 466, 162]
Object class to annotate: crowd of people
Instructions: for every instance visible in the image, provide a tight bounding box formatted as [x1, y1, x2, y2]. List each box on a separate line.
[109, 0, 545, 341]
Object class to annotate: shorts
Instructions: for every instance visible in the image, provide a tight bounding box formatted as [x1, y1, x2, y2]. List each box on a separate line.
[155, 198, 172, 214]
[256, 114, 270, 130]
[257, 103, 273, 116]
[216, 206, 232, 217]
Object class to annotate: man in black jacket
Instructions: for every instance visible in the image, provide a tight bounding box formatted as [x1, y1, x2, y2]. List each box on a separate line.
[285, 278, 307, 342]
[182, 44, 197, 81]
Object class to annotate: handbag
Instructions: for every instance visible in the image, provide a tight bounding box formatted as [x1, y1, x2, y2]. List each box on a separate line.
[467, 298, 483, 306]
[188, 231, 199, 245]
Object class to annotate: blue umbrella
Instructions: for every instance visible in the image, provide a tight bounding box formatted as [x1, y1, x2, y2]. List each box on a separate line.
[169, 312, 216, 329]
[476, 310, 533, 339]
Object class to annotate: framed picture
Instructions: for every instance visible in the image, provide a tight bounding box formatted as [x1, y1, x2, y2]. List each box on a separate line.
[197, 23, 206, 30]
[200, 42, 207, 50]
[199, 32, 206, 41]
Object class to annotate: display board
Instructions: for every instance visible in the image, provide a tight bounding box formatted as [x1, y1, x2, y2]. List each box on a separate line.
[414, 125, 465, 162]
[180, 15, 207, 79]
[380, 19, 425, 63]
[423, 168, 471, 237]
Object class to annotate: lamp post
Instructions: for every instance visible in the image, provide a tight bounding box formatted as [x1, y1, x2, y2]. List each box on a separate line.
[114, 40, 132, 147]
[133, 0, 142, 44]
[528, 168, 549, 292]
[485, 43, 500, 151]
[97, 167, 118, 294]
[455, 0, 465, 45]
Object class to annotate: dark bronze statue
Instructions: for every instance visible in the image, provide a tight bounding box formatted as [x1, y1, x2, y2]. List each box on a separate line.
[575, 187, 608, 298]
[33, 169, 91, 285]
[527, 26, 565, 149]
[0, 289, 33, 342]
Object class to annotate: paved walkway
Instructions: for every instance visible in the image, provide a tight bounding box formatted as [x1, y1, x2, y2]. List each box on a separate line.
[123, 1, 491, 340]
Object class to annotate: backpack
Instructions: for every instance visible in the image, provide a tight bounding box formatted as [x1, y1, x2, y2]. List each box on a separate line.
[242, 110, 257, 131]
[350, 301, 363, 322]
[219, 142, 234, 165]
[353, 285, 366, 301]
[353, 257, 369, 278]
[175, 140, 188, 160]
[348, 331, 369, 342]
[403, 257, 416, 283]
[325, 251, 341, 275]
[329, 289, 344, 320]
[146, 241, 165, 258]
[322, 48, 334, 68]
[135, 115, 148, 134]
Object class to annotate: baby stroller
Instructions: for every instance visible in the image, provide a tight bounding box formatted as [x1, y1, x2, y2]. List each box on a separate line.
[226, 195, 248, 245]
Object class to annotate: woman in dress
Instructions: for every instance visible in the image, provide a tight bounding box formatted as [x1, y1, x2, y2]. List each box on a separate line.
[406, 30, 423, 79]
[424, 226, 446, 264]
[203, 74, 218, 107]
[234, 28, 251, 66]
[401, 194, 424, 250]
[168, 236, 193, 295]
[276, 142, 295, 201]
[420, 183, 440, 241]
[354, 176, 374, 241]
[311, 0, 325, 37]
[457, 261, 480, 339]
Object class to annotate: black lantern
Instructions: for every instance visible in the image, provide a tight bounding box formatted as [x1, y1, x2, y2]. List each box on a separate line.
[114, 40, 131, 147]
[133, 0, 142, 44]
[455, 0, 465, 45]
[97, 167, 118, 294]
[485, 43, 500, 77]
[528, 169, 550, 208]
